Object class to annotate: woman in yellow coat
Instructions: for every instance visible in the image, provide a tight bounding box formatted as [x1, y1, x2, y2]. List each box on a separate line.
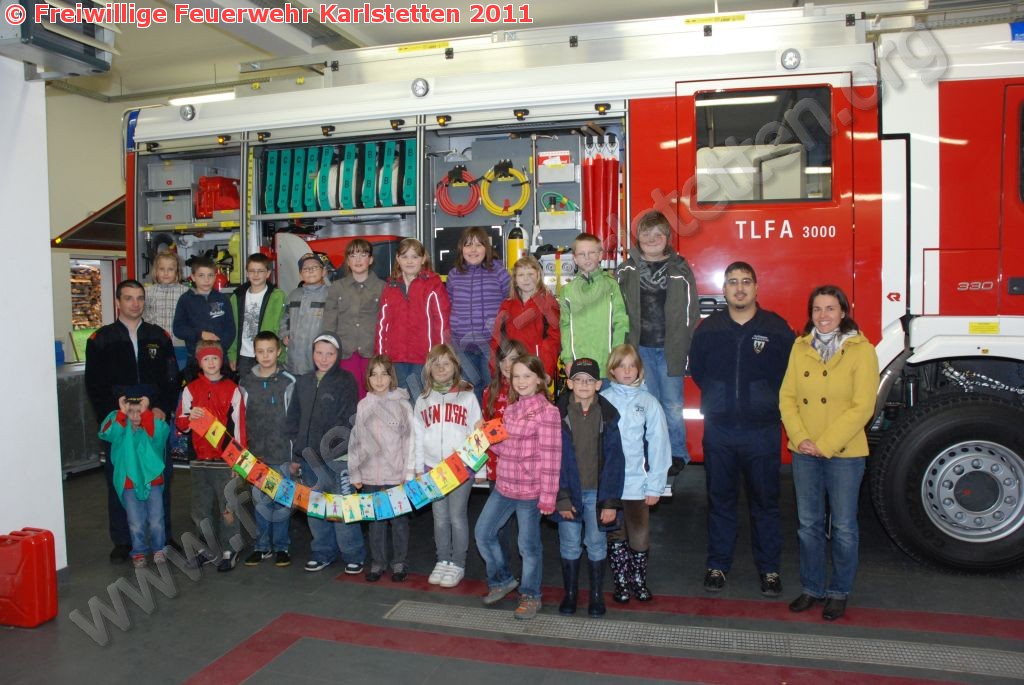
[779, 285, 878, 621]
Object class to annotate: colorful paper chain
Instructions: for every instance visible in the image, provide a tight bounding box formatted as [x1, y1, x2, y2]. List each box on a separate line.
[189, 412, 507, 524]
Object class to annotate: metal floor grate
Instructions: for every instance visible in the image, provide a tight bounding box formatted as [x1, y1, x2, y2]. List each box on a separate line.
[384, 600, 1024, 679]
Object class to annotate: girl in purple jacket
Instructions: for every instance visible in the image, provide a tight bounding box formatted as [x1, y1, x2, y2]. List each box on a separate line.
[446, 227, 511, 402]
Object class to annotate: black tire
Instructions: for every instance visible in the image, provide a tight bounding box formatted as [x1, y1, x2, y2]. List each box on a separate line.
[870, 393, 1024, 571]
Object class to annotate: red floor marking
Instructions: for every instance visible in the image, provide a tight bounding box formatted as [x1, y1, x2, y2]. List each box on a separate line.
[187, 612, 950, 685]
[335, 571, 1024, 641]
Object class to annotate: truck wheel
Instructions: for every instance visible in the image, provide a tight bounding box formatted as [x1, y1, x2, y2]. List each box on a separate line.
[870, 393, 1024, 571]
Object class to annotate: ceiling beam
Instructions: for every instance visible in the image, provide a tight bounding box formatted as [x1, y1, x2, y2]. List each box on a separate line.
[285, 0, 378, 47]
[167, 0, 335, 56]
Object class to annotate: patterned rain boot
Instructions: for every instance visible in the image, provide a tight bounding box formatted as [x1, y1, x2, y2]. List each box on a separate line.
[608, 540, 631, 604]
[629, 548, 653, 602]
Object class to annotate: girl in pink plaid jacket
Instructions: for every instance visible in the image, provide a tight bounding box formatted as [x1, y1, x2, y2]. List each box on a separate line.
[474, 354, 561, 620]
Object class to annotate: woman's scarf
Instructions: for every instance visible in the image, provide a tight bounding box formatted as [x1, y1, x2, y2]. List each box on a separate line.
[812, 328, 857, 364]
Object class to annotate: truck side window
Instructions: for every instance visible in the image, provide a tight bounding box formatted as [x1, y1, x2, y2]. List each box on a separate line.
[1019, 103, 1024, 203]
[695, 87, 832, 204]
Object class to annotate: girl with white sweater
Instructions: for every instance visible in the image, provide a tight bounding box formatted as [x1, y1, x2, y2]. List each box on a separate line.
[414, 344, 482, 588]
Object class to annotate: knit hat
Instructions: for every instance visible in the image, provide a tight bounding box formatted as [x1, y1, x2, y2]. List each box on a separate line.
[195, 341, 224, 362]
[312, 333, 341, 352]
[569, 358, 600, 380]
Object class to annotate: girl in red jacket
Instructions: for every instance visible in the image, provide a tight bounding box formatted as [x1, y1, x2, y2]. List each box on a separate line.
[490, 255, 561, 383]
[482, 338, 528, 482]
[376, 238, 451, 400]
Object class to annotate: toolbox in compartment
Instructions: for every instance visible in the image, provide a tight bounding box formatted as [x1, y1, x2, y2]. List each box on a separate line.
[147, 194, 192, 224]
[147, 160, 191, 191]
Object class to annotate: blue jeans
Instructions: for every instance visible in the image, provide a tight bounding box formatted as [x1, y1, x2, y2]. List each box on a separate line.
[301, 461, 365, 565]
[703, 422, 782, 574]
[124, 484, 166, 557]
[474, 490, 543, 599]
[791, 452, 865, 599]
[393, 362, 424, 404]
[638, 346, 688, 461]
[455, 347, 491, 404]
[253, 487, 291, 553]
[557, 489, 606, 561]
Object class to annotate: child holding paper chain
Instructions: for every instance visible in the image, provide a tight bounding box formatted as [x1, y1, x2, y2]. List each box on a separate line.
[475, 354, 561, 620]
[348, 355, 416, 582]
[240, 331, 297, 568]
[414, 344, 481, 588]
[176, 341, 246, 572]
[98, 394, 170, 568]
[482, 338, 527, 483]
[600, 343, 671, 603]
[285, 333, 365, 574]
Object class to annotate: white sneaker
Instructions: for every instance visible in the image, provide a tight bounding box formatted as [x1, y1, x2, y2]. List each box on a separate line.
[439, 564, 464, 588]
[428, 561, 449, 585]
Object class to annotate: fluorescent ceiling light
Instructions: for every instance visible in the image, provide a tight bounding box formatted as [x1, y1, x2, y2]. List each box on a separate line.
[696, 95, 779, 107]
[168, 91, 235, 106]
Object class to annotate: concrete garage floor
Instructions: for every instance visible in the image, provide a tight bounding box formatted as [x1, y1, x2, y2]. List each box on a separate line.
[3, 465, 1023, 684]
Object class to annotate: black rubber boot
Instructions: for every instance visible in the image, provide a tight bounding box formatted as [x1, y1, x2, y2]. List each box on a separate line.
[630, 548, 653, 602]
[587, 559, 607, 617]
[608, 540, 631, 603]
[558, 557, 580, 615]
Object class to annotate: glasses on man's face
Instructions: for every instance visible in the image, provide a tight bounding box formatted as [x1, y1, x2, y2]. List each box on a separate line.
[572, 377, 597, 385]
[301, 266, 323, 273]
[246, 269, 268, 275]
[726, 278, 755, 287]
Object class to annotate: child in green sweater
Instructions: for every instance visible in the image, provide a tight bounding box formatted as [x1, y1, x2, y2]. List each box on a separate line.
[98, 394, 170, 568]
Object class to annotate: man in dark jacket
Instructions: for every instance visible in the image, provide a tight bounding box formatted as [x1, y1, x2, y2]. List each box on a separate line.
[688, 262, 795, 598]
[284, 333, 365, 573]
[552, 358, 625, 618]
[85, 279, 180, 563]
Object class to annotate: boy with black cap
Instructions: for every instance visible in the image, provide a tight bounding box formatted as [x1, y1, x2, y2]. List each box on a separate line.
[280, 253, 330, 376]
[551, 358, 625, 617]
[176, 340, 246, 571]
[285, 333, 365, 573]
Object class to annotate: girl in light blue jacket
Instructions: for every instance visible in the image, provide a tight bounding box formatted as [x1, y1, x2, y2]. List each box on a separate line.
[600, 343, 671, 603]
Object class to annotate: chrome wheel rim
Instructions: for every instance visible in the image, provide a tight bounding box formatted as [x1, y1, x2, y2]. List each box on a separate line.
[921, 440, 1024, 542]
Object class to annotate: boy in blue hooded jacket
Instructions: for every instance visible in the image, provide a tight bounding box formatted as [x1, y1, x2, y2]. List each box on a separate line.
[552, 358, 625, 618]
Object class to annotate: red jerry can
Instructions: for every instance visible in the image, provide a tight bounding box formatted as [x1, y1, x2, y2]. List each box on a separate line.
[0, 528, 58, 628]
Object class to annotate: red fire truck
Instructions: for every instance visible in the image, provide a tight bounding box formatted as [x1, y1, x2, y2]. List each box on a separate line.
[124, 1, 1024, 571]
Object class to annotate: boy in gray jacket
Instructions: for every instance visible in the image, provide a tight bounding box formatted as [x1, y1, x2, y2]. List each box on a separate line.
[280, 253, 330, 376]
[240, 331, 297, 567]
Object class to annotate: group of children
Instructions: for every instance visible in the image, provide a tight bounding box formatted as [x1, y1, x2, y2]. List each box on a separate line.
[102, 211, 695, 620]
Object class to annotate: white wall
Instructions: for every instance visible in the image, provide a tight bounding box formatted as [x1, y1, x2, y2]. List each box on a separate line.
[0, 55, 68, 570]
[46, 91, 145, 343]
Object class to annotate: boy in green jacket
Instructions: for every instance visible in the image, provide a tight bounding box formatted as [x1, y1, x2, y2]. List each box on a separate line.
[558, 233, 629, 379]
[229, 253, 286, 377]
